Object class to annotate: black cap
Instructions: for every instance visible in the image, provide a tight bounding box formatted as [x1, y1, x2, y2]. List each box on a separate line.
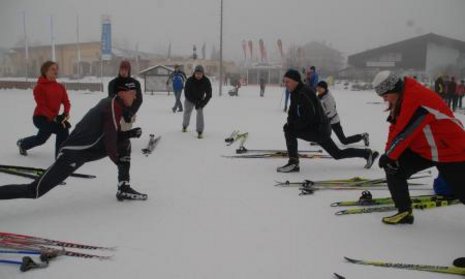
[117, 78, 137, 92]
[284, 69, 301, 83]
[317, 81, 328, 90]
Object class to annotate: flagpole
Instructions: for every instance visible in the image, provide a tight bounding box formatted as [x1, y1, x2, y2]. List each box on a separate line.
[219, 0, 223, 96]
[22, 11, 29, 81]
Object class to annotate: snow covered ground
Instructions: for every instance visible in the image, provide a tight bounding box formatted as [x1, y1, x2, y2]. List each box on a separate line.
[0, 83, 464, 279]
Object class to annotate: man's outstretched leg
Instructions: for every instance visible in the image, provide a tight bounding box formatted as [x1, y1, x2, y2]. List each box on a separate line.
[0, 151, 85, 200]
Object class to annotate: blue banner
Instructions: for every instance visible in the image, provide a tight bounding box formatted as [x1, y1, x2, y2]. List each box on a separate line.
[101, 17, 112, 60]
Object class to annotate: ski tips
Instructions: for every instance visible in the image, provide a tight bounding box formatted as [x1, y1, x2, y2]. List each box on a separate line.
[344, 256, 359, 263]
[330, 202, 341, 207]
[333, 273, 346, 279]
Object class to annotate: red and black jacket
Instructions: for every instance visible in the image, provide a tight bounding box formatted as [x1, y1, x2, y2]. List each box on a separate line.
[385, 78, 465, 162]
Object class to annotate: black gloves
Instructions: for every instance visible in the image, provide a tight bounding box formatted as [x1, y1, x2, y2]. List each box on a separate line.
[195, 101, 207, 110]
[378, 154, 400, 175]
[123, 111, 134, 123]
[119, 127, 142, 139]
[55, 113, 71, 129]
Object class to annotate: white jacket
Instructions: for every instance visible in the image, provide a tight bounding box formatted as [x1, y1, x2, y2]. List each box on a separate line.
[318, 91, 340, 125]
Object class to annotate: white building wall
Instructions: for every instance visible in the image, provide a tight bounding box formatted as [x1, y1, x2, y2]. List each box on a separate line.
[425, 42, 461, 77]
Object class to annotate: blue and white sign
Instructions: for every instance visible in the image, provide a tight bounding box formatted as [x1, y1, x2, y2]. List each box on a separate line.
[101, 16, 112, 61]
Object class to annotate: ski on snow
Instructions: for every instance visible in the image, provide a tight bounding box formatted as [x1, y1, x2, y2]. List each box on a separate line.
[345, 256, 465, 276]
[0, 164, 96, 179]
[275, 174, 429, 188]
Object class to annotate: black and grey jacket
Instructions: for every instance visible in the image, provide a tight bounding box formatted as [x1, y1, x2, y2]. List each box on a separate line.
[318, 90, 340, 125]
[60, 97, 124, 164]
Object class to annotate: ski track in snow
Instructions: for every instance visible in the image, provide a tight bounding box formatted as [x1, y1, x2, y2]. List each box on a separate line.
[0, 83, 464, 278]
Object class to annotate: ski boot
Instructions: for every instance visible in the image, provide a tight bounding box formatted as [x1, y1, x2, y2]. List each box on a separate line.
[16, 140, 27, 156]
[277, 160, 300, 173]
[364, 150, 379, 169]
[116, 181, 148, 201]
[453, 257, 465, 268]
[362, 133, 370, 147]
[182, 126, 187, 133]
[236, 146, 248, 154]
[358, 190, 374, 205]
[197, 131, 203, 139]
[382, 210, 414, 225]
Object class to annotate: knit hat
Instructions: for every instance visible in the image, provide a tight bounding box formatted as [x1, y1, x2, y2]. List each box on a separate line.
[284, 69, 301, 83]
[194, 65, 204, 73]
[317, 81, 328, 90]
[372, 70, 401, 96]
[119, 60, 131, 76]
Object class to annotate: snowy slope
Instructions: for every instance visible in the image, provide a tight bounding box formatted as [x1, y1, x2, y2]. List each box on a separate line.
[0, 84, 463, 279]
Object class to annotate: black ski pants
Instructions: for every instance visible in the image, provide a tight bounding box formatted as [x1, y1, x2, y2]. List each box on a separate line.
[0, 139, 131, 200]
[331, 122, 363, 145]
[284, 125, 369, 162]
[386, 149, 465, 211]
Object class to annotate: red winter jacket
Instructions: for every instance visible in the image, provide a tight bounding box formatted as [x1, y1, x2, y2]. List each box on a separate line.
[385, 78, 465, 163]
[457, 84, 465, 97]
[33, 77, 71, 121]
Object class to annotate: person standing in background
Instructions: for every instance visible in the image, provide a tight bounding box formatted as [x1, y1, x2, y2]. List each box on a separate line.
[259, 78, 266, 97]
[449, 76, 458, 111]
[457, 80, 465, 110]
[182, 65, 212, 139]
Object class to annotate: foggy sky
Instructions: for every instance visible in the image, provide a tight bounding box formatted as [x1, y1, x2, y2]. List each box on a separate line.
[1, 0, 464, 61]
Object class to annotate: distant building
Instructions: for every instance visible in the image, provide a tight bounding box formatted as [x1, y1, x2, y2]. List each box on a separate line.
[4, 41, 159, 78]
[244, 63, 284, 85]
[346, 33, 465, 81]
[146, 58, 237, 78]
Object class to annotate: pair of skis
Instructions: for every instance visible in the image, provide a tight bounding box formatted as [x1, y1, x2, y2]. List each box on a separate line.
[0, 164, 96, 180]
[141, 134, 161, 156]
[224, 152, 332, 159]
[334, 198, 459, 215]
[0, 232, 114, 272]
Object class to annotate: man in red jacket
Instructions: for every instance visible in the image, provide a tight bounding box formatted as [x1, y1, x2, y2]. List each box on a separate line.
[373, 71, 465, 225]
[17, 61, 71, 158]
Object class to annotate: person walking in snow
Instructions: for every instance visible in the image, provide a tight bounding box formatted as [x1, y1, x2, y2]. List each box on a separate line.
[108, 60, 143, 193]
[0, 83, 147, 201]
[306, 66, 319, 90]
[166, 64, 187, 113]
[276, 69, 378, 173]
[259, 78, 266, 97]
[182, 65, 212, 139]
[17, 61, 71, 158]
[372, 70, 465, 225]
[449, 76, 458, 111]
[316, 81, 369, 146]
[457, 80, 465, 110]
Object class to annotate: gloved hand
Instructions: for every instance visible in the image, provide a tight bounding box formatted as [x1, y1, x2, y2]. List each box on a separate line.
[119, 127, 142, 139]
[123, 111, 134, 123]
[378, 154, 400, 175]
[55, 113, 71, 129]
[283, 123, 293, 132]
[195, 102, 203, 110]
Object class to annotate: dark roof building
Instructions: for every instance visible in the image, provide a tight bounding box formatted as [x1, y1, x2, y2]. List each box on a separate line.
[346, 33, 465, 80]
